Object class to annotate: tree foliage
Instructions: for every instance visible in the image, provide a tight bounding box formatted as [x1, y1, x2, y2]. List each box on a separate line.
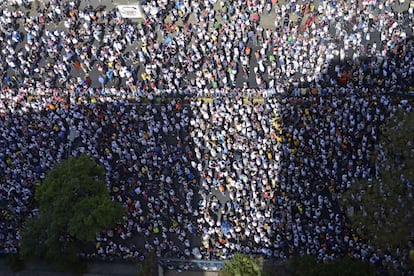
[342, 109, 414, 255]
[20, 154, 124, 270]
[219, 253, 262, 276]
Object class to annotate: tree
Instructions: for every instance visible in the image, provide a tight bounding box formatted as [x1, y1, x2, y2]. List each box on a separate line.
[20, 154, 124, 270]
[219, 253, 262, 276]
[342, 108, 414, 265]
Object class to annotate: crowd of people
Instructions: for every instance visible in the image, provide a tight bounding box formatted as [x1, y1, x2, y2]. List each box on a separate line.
[191, 93, 413, 269]
[0, 0, 414, 273]
[0, 0, 413, 97]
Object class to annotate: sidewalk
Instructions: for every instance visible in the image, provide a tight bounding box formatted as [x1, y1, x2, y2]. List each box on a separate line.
[165, 272, 217, 276]
[0, 257, 221, 276]
[0, 258, 139, 276]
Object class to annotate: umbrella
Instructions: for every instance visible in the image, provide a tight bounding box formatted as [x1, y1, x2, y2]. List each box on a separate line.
[165, 37, 173, 44]
[221, 221, 232, 236]
[239, 174, 248, 183]
[214, 22, 221, 29]
[252, 13, 259, 21]
[150, 6, 159, 15]
[12, 33, 20, 41]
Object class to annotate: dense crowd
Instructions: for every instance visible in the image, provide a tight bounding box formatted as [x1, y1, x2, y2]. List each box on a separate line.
[0, 0, 414, 273]
[1, 87, 413, 271]
[197, 94, 412, 268]
[0, 0, 413, 97]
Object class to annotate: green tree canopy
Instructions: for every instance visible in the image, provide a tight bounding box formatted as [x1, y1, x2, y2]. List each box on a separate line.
[20, 154, 124, 270]
[342, 108, 414, 266]
[219, 253, 262, 276]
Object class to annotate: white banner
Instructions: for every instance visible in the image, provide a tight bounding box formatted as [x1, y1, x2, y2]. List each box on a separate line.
[117, 4, 144, 19]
